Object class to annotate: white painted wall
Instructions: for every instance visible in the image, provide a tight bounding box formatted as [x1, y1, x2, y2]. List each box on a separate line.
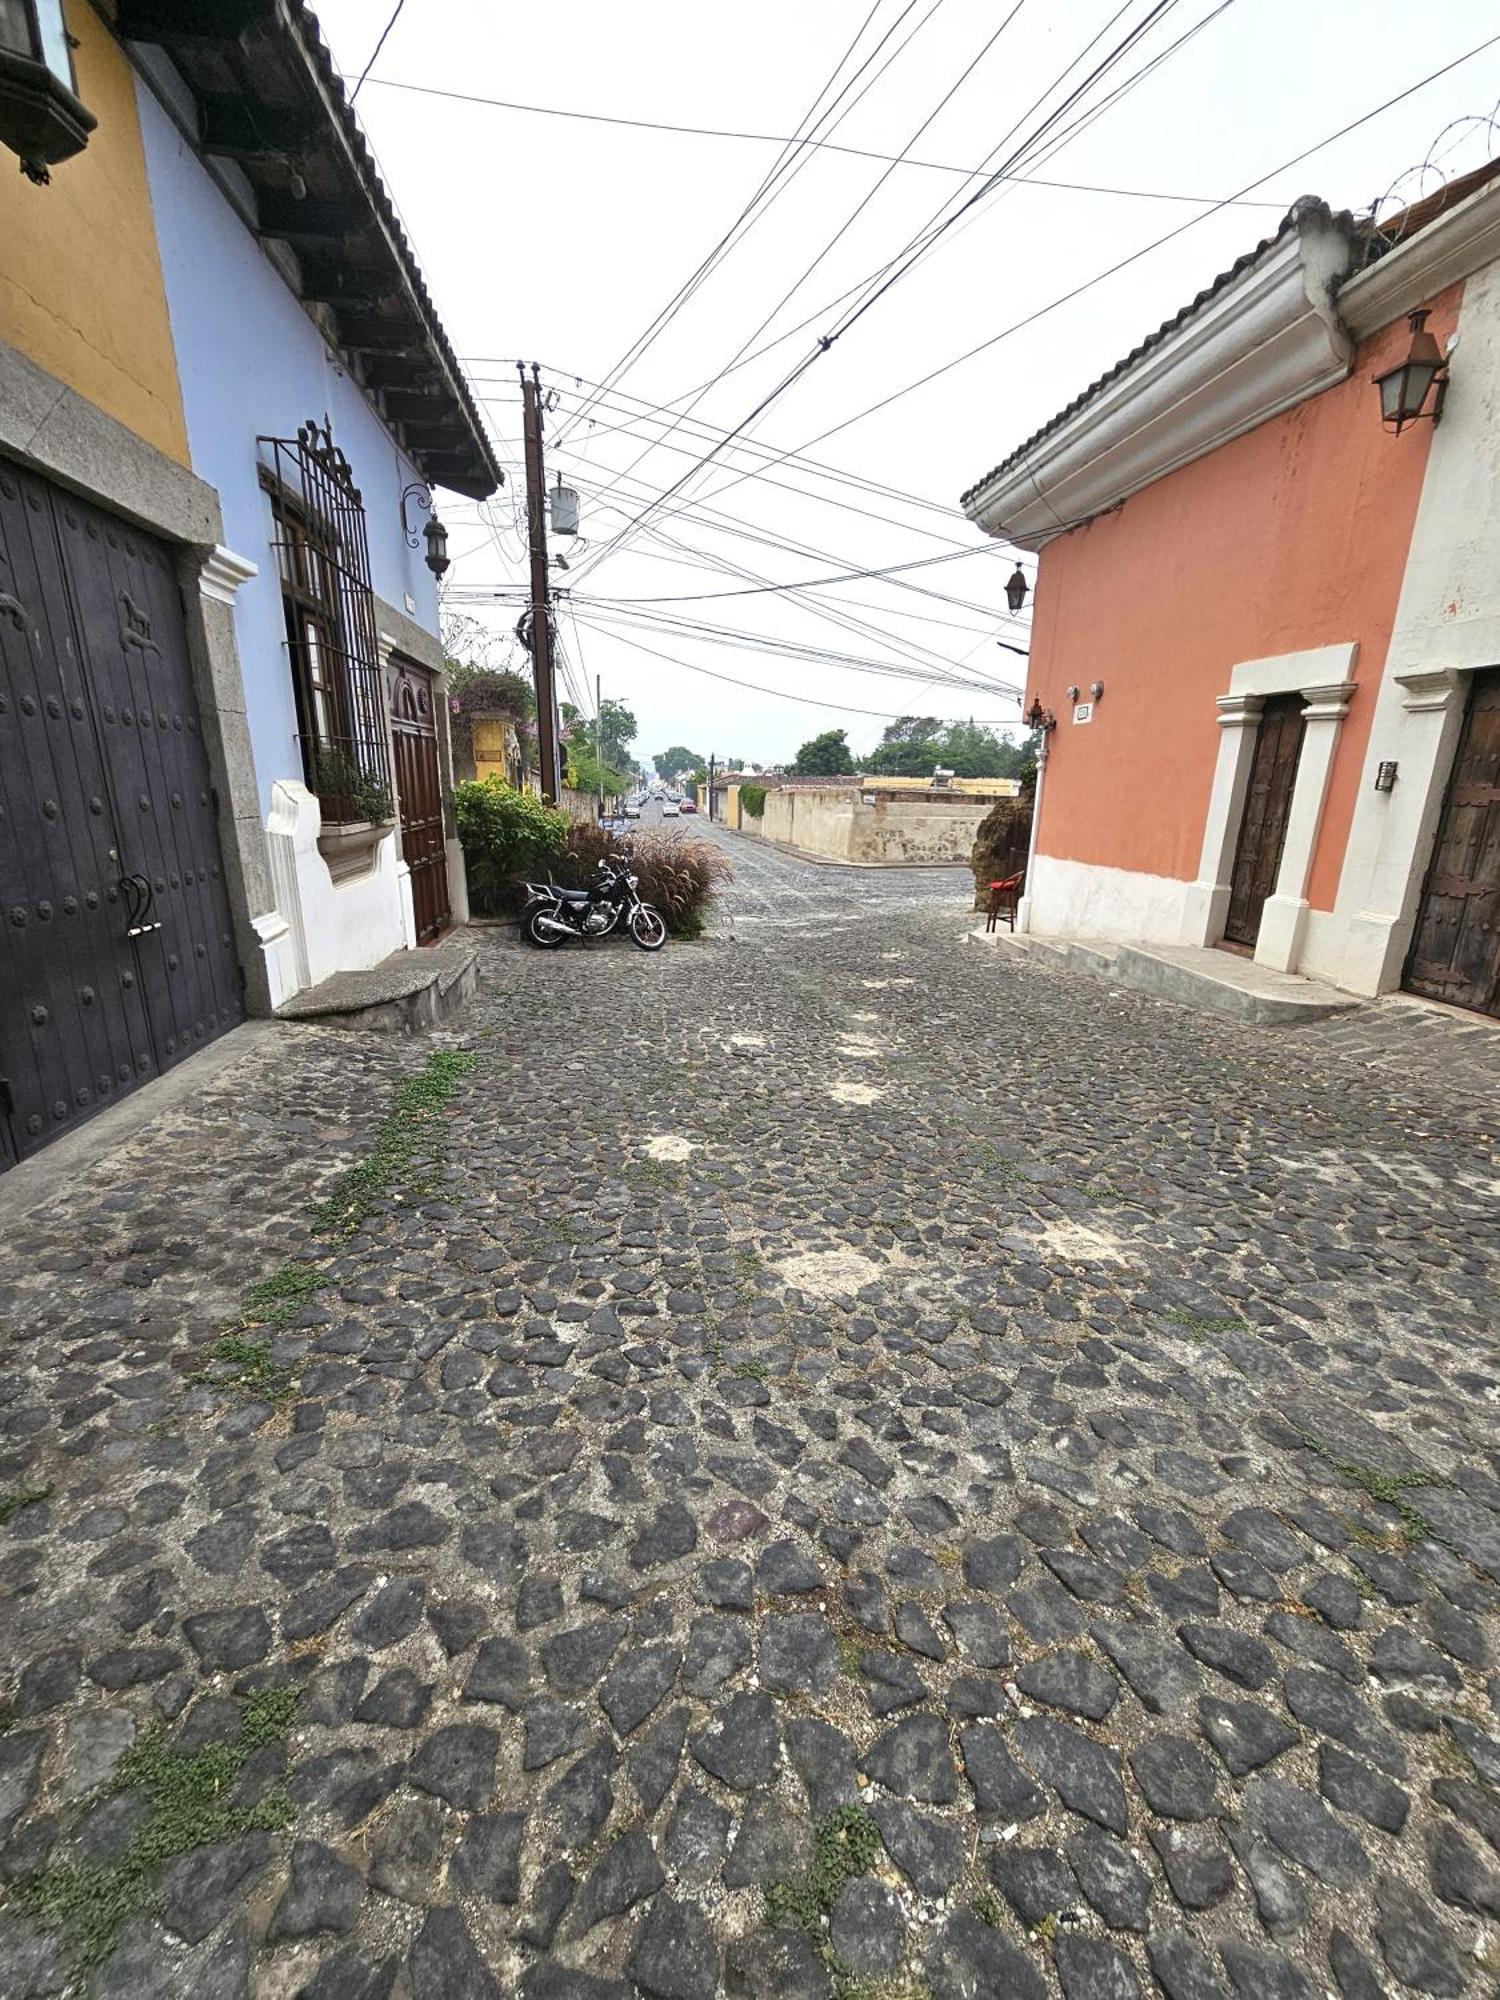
[1028, 854, 1194, 943]
[1325, 255, 1500, 997]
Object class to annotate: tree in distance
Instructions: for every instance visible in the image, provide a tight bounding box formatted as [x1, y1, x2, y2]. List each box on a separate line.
[790, 728, 854, 776]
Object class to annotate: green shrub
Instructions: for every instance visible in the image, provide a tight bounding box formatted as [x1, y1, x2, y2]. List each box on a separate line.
[454, 778, 568, 913]
[739, 782, 767, 819]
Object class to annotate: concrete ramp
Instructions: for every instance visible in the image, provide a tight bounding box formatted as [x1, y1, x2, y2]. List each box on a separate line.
[968, 927, 1360, 1026]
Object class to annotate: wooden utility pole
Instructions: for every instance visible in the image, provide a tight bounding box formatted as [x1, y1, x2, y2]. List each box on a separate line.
[707, 752, 716, 822]
[519, 362, 562, 802]
[594, 673, 603, 819]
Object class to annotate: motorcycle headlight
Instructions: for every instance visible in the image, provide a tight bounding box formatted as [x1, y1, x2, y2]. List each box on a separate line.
[628, 874, 639, 888]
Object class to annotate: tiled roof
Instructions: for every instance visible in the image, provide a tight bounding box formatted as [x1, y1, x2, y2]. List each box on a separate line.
[959, 199, 1328, 511]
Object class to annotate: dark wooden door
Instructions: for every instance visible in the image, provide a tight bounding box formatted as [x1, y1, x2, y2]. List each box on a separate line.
[392, 662, 450, 945]
[1405, 669, 1500, 1017]
[1224, 693, 1306, 947]
[0, 462, 241, 1166]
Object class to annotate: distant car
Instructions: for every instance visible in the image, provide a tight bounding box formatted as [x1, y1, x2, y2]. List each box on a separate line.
[623, 802, 641, 819]
[662, 801, 680, 817]
[679, 798, 697, 814]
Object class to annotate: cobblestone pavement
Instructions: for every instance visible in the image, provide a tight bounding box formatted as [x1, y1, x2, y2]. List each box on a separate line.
[2, 828, 1499, 2000]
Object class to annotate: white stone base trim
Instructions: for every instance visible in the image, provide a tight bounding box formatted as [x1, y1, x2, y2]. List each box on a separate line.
[445, 837, 471, 927]
[250, 909, 298, 1012]
[1027, 853, 1194, 944]
[262, 780, 408, 1002]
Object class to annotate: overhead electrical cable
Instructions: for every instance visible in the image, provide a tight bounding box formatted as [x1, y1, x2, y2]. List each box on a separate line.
[359, 74, 1284, 208]
[559, 0, 1204, 531]
[577, 0, 1033, 514]
[668, 28, 1500, 528]
[569, 613, 1021, 722]
[556, 0, 932, 444]
[569, 0, 1209, 586]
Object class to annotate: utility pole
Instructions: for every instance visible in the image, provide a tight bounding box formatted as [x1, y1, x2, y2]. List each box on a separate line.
[707, 752, 716, 822]
[519, 361, 562, 802]
[594, 673, 603, 820]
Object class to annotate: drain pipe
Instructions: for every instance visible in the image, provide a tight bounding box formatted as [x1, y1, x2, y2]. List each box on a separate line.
[1017, 705, 1056, 935]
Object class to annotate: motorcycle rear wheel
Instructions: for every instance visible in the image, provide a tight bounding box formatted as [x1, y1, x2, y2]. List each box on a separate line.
[524, 906, 568, 949]
[630, 905, 667, 952]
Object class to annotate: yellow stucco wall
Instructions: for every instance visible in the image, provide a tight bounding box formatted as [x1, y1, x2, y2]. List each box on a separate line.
[0, 0, 188, 463]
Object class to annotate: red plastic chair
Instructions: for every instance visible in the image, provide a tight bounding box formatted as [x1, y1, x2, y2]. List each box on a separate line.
[986, 870, 1024, 932]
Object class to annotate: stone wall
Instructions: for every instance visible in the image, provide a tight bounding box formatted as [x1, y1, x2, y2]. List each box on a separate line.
[755, 783, 1004, 865]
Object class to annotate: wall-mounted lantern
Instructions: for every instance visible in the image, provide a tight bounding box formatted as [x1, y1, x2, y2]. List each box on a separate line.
[1005, 564, 1028, 614]
[0, 0, 95, 183]
[422, 513, 449, 578]
[1024, 696, 1056, 732]
[1374, 759, 1399, 792]
[401, 481, 450, 577]
[1374, 309, 1448, 435]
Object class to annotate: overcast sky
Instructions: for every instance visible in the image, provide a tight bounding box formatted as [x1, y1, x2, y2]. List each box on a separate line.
[314, 0, 1500, 770]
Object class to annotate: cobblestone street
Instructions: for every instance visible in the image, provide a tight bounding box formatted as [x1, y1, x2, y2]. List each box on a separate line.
[2, 829, 1500, 2000]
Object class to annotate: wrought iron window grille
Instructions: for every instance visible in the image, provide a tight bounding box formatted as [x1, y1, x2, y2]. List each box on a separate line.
[258, 418, 394, 826]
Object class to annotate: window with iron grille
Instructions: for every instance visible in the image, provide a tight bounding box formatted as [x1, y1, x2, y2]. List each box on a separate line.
[258, 419, 394, 826]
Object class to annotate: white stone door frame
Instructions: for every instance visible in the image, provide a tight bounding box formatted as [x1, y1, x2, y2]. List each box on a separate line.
[1181, 641, 1358, 971]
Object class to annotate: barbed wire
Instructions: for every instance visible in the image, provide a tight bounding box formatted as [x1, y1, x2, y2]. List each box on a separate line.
[1357, 100, 1500, 264]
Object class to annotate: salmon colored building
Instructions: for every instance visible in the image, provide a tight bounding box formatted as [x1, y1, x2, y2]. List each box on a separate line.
[962, 169, 1500, 1021]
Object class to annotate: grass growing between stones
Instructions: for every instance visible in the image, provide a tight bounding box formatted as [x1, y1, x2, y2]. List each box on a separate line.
[313, 1047, 478, 1237]
[241, 1263, 330, 1331]
[0, 1485, 51, 1526]
[20, 1686, 300, 1970]
[1165, 1308, 1243, 1336]
[765, 1805, 881, 1931]
[1302, 1433, 1447, 1547]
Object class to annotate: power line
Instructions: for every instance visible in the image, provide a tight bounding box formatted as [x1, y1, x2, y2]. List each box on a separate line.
[677, 27, 1500, 523]
[570, 0, 1209, 586]
[359, 75, 1285, 209]
[585, 543, 1004, 603]
[558, 0, 927, 444]
[578, 0, 1032, 517]
[571, 613, 1023, 723]
[349, 0, 408, 102]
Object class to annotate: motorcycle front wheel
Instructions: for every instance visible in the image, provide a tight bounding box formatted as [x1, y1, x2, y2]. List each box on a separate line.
[629, 905, 667, 952]
[524, 906, 568, 949]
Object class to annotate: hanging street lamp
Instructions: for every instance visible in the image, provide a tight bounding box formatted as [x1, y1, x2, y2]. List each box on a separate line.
[1005, 564, 1029, 614]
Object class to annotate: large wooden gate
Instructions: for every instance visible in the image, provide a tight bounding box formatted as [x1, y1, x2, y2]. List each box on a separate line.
[1405, 669, 1500, 1018]
[1223, 693, 1306, 948]
[392, 661, 450, 945]
[0, 461, 241, 1167]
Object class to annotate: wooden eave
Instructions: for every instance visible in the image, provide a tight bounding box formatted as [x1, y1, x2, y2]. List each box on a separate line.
[117, 0, 500, 500]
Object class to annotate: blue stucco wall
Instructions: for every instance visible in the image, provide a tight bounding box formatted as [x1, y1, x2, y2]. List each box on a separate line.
[135, 85, 442, 816]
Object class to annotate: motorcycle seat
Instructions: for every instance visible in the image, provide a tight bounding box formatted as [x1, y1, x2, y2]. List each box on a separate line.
[553, 887, 593, 904]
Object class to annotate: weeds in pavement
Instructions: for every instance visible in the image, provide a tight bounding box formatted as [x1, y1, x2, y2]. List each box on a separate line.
[0, 1485, 51, 1527]
[1166, 1309, 1242, 1335]
[21, 1687, 300, 1969]
[972, 1890, 1004, 1928]
[1303, 1437, 1446, 1547]
[765, 1806, 881, 1931]
[197, 1333, 291, 1399]
[730, 1360, 769, 1382]
[313, 1048, 478, 1237]
[240, 1263, 329, 1332]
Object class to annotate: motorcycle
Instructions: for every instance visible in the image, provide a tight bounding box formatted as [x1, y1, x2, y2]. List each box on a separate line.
[522, 858, 667, 952]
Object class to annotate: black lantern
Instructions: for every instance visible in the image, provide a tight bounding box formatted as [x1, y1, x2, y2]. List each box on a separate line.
[1005, 564, 1028, 614]
[422, 512, 450, 578]
[1374, 309, 1447, 435]
[0, 0, 95, 183]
